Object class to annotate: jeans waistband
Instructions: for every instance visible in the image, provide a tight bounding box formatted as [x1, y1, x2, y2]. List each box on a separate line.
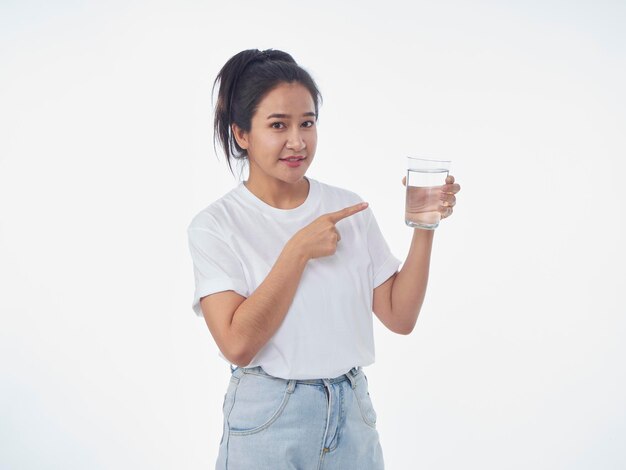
[230, 364, 361, 385]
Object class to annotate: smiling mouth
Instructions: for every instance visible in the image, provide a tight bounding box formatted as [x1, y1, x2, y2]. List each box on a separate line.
[279, 157, 306, 162]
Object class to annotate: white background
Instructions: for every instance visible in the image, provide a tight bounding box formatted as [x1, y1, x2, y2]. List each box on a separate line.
[1, 1, 624, 469]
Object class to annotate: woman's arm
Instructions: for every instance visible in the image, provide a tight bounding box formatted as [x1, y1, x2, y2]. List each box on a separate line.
[229, 241, 309, 366]
[374, 174, 460, 335]
[390, 229, 434, 334]
[372, 229, 434, 335]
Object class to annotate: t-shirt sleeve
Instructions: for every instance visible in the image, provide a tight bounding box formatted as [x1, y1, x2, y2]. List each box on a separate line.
[365, 208, 402, 289]
[187, 227, 249, 317]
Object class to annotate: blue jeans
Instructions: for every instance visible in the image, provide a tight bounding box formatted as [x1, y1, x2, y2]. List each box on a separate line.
[216, 364, 385, 469]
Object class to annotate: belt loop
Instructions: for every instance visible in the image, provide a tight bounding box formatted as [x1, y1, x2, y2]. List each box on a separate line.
[287, 379, 296, 393]
[230, 364, 237, 373]
[346, 368, 357, 389]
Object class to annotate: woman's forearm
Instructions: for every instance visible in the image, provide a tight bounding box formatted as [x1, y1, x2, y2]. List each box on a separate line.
[229, 241, 309, 366]
[390, 229, 434, 334]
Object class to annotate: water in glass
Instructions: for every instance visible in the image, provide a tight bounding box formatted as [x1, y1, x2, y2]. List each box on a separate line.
[405, 168, 448, 229]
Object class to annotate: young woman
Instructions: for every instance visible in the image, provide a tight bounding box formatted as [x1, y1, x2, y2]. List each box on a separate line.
[187, 48, 461, 469]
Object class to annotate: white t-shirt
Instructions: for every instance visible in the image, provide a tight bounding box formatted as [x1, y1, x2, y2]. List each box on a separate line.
[187, 176, 402, 380]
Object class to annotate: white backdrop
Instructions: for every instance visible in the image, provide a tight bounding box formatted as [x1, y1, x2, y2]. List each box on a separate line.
[1, 1, 624, 469]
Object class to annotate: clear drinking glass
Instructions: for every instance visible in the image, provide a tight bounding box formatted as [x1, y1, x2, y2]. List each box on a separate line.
[405, 157, 452, 230]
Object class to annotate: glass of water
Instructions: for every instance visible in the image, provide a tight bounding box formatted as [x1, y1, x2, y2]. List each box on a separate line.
[405, 157, 451, 230]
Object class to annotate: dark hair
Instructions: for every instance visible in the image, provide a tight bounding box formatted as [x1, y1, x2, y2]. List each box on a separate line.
[212, 49, 323, 178]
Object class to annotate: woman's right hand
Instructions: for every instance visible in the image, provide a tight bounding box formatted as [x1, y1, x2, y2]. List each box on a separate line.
[287, 202, 369, 261]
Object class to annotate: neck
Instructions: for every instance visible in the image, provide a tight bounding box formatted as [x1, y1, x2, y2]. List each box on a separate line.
[244, 175, 310, 210]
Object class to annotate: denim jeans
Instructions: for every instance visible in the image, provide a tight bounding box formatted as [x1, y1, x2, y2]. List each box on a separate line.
[216, 364, 385, 470]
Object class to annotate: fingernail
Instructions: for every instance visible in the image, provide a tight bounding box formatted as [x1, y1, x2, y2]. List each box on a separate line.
[361, 202, 368, 207]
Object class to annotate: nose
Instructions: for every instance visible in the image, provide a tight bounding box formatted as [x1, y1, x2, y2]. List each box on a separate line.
[286, 128, 306, 151]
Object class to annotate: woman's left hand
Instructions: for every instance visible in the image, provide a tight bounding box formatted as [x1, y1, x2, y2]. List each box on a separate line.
[401, 174, 461, 220]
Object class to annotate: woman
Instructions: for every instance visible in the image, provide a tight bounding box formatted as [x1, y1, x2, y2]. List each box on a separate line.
[187, 48, 461, 469]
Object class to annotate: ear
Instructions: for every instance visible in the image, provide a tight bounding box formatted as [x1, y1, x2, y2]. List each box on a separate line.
[231, 123, 249, 150]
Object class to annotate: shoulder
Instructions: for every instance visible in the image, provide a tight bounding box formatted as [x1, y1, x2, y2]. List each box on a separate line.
[187, 187, 242, 234]
[313, 178, 372, 226]
[314, 178, 365, 206]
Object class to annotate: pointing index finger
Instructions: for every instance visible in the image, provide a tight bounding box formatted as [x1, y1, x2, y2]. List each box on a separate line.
[327, 202, 369, 223]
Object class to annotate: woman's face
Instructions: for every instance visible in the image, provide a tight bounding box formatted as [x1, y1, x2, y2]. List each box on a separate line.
[233, 81, 317, 185]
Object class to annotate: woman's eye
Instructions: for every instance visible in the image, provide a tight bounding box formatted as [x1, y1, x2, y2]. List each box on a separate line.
[270, 121, 315, 129]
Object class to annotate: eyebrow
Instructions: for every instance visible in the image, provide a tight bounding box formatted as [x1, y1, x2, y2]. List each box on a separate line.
[266, 112, 317, 119]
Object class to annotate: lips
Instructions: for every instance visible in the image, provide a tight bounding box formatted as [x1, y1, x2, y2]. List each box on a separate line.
[280, 156, 306, 162]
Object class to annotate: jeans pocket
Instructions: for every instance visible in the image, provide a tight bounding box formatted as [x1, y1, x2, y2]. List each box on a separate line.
[228, 372, 292, 436]
[353, 372, 378, 429]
